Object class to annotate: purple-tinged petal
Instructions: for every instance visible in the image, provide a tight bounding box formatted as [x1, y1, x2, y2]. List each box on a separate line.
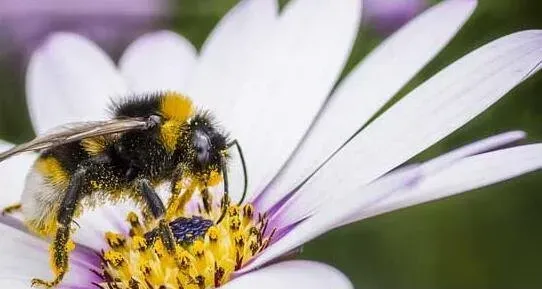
[226, 260, 352, 289]
[240, 165, 423, 273]
[273, 131, 527, 228]
[0, 222, 100, 288]
[416, 130, 526, 175]
[364, 0, 428, 34]
[248, 141, 542, 273]
[351, 143, 542, 224]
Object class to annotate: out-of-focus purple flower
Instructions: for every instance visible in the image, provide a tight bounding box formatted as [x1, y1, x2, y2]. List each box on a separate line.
[0, 0, 171, 58]
[364, 0, 428, 34]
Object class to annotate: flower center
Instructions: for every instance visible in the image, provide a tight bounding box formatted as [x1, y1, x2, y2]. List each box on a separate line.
[96, 201, 273, 289]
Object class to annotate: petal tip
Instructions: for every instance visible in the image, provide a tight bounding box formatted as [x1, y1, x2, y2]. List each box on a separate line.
[40, 31, 91, 50]
[123, 30, 196, 57]
[438, 0, 477, 17]
[510, 130, 528, 140]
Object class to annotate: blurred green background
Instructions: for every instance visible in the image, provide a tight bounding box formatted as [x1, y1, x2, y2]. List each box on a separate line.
[1, 0, 541, 288]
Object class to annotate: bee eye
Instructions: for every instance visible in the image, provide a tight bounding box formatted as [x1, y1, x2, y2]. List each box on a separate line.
[193, 131, 212, 164]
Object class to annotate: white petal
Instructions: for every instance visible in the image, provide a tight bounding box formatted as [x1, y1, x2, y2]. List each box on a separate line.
[0, 141, 36, 208]
[186, 0, 278, 119]
[276, 30, 542, 225]
[72, 202, 135, 251]
[27, 32, 128, 134]
[184, 0, 279, 202]
[246, 142, 542, 272]
[253, 0, 477, 211]
[298, 131, 528, 227]
[73, 185, 169, 251]
[240, 165, 423, 273]
[119, 30, 197, 94]
[0, 223, 99, 288]
[225, 261, 352, 289]
[351, 143, 542, 224]
[414, 130, 526, 175]
[225, 0, 361, 202]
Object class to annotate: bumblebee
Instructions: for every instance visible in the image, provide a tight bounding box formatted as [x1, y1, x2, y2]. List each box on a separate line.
[0, 92, 247, 288]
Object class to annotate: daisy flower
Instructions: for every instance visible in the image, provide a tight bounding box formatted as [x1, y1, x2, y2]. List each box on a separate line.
[1, 0, 542, 288]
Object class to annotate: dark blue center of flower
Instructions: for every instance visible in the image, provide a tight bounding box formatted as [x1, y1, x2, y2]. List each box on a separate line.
[170, 216, 214, 243]
[145, 216, 213, 246]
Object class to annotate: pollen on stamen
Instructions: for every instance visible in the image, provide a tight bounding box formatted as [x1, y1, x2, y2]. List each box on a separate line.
[96, 200, 272, 289]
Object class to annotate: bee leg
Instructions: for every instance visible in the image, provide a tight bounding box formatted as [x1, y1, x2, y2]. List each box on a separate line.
[1, 203, 22, 215]
[31, 168, 85, 288]
[201, 188, 212, 214]
[137, 179, 178, 255]
[167, 185, 196, 220]
[165, 166, 183, 217]
[216, 156, 231, 224]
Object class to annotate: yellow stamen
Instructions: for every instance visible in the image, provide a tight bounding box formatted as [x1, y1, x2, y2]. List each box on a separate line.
[104, 251, 125, 267]
[105, 232, 126, 249]
[98, 199, 272, 289]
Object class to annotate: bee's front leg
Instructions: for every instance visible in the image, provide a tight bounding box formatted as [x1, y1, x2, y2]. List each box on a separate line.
[31, 168, 85, 288]
[165, 165, 184, 218]
[137, 179, 179, 258]
[31, 226, 71, 288]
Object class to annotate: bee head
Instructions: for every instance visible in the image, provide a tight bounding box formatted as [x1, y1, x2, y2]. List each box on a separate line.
[186, 113, 228, 174]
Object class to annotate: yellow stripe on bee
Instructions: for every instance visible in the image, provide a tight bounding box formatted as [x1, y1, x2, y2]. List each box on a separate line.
[159, 92, 194, 152]
[81, 136, 108, 156]
[29, 157, 69, 237]
[35, 157, 69, 188]
[160, 120, 182, 152]
[160, 92, 194, 122]
[27, 217, 58, 237]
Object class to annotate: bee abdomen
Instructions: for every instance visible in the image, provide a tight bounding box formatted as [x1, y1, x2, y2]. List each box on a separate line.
[21, 164, 66, 237]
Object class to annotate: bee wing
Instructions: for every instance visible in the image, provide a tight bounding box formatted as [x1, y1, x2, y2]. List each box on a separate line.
[0, 118, 149, 161]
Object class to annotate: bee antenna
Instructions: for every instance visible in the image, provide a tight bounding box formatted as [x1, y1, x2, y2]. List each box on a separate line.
[216, 158, 230, 225]
[216, 139, 248, 225]
[227, 139, 248, 205]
